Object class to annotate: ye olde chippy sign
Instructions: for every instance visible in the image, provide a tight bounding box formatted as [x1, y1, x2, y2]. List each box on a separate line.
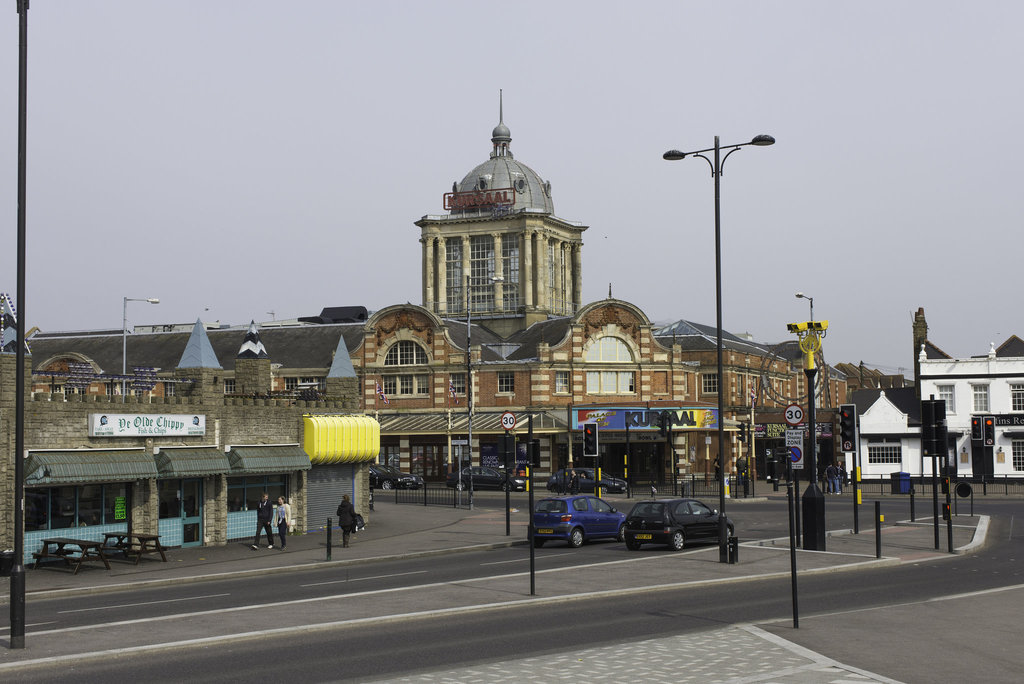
[89, 413, 206, 437]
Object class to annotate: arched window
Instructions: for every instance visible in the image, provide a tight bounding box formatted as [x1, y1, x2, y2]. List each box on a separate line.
[384, 340, 428, 366]
[585, 337, 634, 363]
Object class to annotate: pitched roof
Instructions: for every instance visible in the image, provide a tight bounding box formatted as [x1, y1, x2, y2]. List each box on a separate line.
[236, 321, 269, 360]
[178, 320, 224, 369]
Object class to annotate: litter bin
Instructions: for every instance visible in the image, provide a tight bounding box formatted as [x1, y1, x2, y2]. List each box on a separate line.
[890, 471, 911, 495]
[0, 550, 14, 577]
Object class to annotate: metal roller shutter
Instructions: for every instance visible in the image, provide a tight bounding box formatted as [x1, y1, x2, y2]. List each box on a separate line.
[306, 463, 355, 530]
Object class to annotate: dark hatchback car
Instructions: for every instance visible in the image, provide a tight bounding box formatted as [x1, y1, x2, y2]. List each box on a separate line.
[532, 495, 626, 548]
[624, 498, 734, 551]
[369, 464, 423, 490]
[445, 466, 526, 492]
[546, 468, 628, 494]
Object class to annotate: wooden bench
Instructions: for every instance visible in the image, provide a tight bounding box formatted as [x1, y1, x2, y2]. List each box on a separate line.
[103, 532, 168, 564]
[33, 538, 111, 574]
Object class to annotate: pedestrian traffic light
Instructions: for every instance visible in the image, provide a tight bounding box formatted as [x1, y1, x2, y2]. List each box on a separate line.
[737, 423, 747, 442]
[838, 404, 857, 452]
[983, 416, 996, 446]
[971, 416, 983, 442]
[942, 503, 951, 521]
[941, 477, 950, 495]
[583, 422, 598, 456]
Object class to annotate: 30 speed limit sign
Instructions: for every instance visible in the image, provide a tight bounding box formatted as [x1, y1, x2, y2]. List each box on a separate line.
[784, 404, 804, 426]
[500, 411, 517, 431]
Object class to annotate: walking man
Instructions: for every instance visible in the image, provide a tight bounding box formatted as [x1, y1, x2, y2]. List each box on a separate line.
[251, 492, 275, 550]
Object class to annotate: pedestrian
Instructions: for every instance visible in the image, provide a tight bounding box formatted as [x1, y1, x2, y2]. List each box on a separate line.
[251, 492, 274, 550]
[838, 462, 848, 494]
[275, 496, 291, 549]
[826, 463, 839, 494]
[336, 494, 357, 548]
[570, 469, 580, 495]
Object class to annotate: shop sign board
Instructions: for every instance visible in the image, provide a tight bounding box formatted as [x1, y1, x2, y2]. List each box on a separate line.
[89, 413, 206, 437]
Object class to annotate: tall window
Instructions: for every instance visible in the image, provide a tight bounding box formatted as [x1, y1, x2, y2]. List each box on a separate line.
[469, 235, 496, 312]
[702, 373, 719, 395]
[450, 373, 466, 396]
[1013, 440, 1024, 472]
[498, 371, 515, 393]
[586, 371, 634, 394]
[446, 238, 464, 314]
[1012, 385, 1024, 412]
[972, 384, 990, 413]
[868, 444, 902, 465]
[502, 234, 520, 311]
[937, 384, 955, 413]
[555, 370, 570, 394]
[585, 337, 633, 362]
[224, 379, 236, 394]
[383, 341, 429, 398]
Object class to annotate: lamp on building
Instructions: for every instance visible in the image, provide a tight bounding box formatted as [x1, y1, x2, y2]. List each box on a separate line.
[465, 274, 503, 508]
[663, 134, 775, 563]
[122, 297, 159, 401]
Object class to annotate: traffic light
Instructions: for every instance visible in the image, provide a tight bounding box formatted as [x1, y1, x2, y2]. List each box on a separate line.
[838, 404, 857, 452]
[942, 503, 951, 521]
[971, 416, 983, 442]
[583, 423, 598, 456]
[658, 411, 670, 438]
[737, 423, 747, 442]
[983, 416, 996, 446]
[941, 477, 950, 495]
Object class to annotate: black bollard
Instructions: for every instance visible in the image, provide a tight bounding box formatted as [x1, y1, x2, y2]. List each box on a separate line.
[327, 518, 333, 561]
[875, 501, 882, 559]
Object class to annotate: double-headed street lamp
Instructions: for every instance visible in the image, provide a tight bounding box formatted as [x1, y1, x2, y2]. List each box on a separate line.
[663, 134, 775, 563]
[464, 273, 502, 508]
[122, 297, 159, 401]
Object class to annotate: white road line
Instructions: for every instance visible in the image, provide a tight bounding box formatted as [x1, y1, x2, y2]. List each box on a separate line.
[58, 593, 230, 614]
[301, 570, 427, 588]
[481, 551, 573, 566]
[0, 621, 57, 632]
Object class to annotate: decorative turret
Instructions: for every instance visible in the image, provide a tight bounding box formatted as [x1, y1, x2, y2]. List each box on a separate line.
[235, 321, 272, 395]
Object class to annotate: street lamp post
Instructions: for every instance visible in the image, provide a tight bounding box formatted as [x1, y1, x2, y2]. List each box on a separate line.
[122, 297, 159, 401]
[664, 134, 775, 564]
[794, 291, 826, 550]
[465, 274, 503, 508]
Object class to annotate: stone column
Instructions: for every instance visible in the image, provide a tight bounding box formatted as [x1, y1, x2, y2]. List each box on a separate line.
[423, 236, 436, 313]
[537, 234, 549, 311]
[492, 232, 503, 312]
[572, 242, 583, 314]
[523, 230, 534, 309]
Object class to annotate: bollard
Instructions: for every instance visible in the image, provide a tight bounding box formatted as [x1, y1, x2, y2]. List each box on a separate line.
[910, 489, 915, 522]
[728, 535, 739, 564]
[326, 518, 332, 562]
[874, 501, 882, 559]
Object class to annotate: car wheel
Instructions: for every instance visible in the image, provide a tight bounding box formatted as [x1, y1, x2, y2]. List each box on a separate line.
[669, 530, 685, 551]
[381, 481, 394, 491]
[626, 538, 641, 551]
[533, 538, 545, 548]
[568, 528, 584, 548]
[616, 523, 625, 542]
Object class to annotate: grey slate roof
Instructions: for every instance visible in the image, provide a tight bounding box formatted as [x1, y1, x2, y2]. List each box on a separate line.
[178, 320, 223, 369]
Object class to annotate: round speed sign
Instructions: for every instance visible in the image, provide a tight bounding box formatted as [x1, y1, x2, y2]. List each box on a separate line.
[784, 404, 804, 426]
[500, 411, 517, 431]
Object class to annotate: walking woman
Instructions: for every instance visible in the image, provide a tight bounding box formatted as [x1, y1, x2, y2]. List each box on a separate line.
[336, 494, 356, 548]
[275, 496, 291, 549]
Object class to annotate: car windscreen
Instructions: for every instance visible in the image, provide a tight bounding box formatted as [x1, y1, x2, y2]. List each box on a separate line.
[535, 500, 568, 514]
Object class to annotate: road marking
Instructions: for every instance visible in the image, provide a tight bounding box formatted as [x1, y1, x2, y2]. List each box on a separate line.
[481, 552, 573, 566]
[58, 593, 230, 614]
[0, 621, 57, 632]
[301, 570, 427, 587]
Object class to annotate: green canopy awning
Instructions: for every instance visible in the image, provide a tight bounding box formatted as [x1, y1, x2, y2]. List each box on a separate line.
[228, 445, 312, 474]
[24, 450, 158, 485]
[155, 447, 230, 478]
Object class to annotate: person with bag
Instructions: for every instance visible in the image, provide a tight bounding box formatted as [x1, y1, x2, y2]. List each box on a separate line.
[336, 494, 357, 548]
[275, 496, 291, 549]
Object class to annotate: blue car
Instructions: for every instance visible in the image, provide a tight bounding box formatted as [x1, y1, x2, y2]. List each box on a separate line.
[532, 495, 626, 548]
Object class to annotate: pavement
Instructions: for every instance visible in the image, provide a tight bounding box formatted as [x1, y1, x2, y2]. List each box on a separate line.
[0, 492, 994, 682]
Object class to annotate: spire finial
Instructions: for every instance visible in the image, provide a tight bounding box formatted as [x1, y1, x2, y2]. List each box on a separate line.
[499, 88, 504, 124]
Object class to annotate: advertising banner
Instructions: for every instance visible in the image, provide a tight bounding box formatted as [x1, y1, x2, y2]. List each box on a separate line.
[89, 413, 206, 437]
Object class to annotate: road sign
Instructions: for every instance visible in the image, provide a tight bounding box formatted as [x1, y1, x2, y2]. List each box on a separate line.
[790, 446, 804, 469]
[784, 404, 804, 426]
[500, 411, 517, 431]
[786, 429, 803, 447]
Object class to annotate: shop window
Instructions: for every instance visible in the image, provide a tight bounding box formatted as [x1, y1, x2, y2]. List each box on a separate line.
[498, 372, 515, 393]
[49, 486, 76, 529]
[77, 484, 103, 527]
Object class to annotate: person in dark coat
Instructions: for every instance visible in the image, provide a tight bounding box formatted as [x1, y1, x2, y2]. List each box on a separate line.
[336, 494, 357, 548]
[569, 470, 580, 495]
[251, 492, 274, 550]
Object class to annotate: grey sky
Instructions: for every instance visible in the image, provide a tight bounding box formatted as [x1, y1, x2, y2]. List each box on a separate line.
[3, 2, 1022, 376]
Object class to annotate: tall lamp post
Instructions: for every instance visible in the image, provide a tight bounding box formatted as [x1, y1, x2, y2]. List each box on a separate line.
[790, 292, 827, 550]
[664, 134, 775, 563]
[465, 274, 502, 508]
[122, 297, 159, 400]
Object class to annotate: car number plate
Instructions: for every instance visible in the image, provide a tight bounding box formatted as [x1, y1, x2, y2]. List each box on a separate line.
[536, 528, 554, 534]
[634, 533, 653, 540]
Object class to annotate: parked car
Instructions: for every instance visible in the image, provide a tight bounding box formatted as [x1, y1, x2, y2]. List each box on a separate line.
[532, 495, 626, 548]
[445, 466, 526, 491]
[623, 498, 734, 551]
[546, 468, 628, 494]
[369, 464, 423, 490]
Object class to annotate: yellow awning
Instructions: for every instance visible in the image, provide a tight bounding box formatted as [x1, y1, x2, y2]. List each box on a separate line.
[302, 414, 380, 464]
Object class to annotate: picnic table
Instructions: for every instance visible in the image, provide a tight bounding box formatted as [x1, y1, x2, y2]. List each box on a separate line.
[103, 532, 168, 564]
[33, 537, 111, 574]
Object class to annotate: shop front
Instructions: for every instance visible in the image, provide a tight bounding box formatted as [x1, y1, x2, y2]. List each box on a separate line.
[302, 414, 380, 529]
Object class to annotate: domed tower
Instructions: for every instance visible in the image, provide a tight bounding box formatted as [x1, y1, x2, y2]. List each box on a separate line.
[416, 95, 587, 337]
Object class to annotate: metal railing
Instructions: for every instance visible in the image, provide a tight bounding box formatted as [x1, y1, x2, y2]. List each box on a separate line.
[390, 483, 465, 508]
